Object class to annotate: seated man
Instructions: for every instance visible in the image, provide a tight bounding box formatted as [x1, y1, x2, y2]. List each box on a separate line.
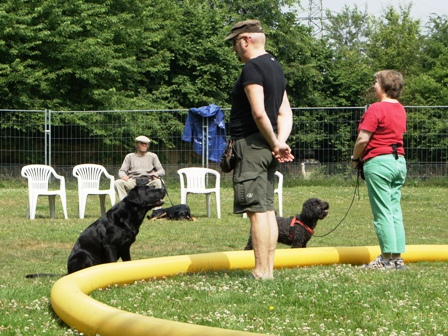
[114, 135, 165, 200]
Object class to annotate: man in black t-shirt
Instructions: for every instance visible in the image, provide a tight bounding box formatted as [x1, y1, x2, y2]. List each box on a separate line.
[225, 20, 294, 280]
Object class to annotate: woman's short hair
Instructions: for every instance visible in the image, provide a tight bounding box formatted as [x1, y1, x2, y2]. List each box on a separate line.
[374, 70, 404, 99]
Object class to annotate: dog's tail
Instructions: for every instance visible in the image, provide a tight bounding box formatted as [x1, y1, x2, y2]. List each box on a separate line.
[25, 273, 63, 279]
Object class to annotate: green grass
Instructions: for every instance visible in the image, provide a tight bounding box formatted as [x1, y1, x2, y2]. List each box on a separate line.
[0, 180, 447, 335]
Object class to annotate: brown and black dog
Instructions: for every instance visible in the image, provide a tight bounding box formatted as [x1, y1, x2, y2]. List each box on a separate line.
[148, 204, 192, 221]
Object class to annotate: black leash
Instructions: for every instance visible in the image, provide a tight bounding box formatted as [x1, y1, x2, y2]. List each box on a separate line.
[160, 178, 175, 207]
[314, 146, 399, 237]
[313, 172, 362, 238]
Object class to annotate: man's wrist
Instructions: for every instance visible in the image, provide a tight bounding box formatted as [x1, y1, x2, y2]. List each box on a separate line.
[351, 155, 360, 162]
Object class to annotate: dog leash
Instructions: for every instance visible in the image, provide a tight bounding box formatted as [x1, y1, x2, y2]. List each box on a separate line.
[159, 179, 175, 207]
[313, 174, 361, 238]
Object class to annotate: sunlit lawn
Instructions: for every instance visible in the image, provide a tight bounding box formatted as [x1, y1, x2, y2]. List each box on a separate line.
[0, 179, 447, 335]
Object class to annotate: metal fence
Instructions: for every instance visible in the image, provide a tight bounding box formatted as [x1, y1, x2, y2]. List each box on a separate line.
[1, 106, 447, 184]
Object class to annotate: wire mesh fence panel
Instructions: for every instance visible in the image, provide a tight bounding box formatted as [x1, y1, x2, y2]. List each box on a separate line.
[47, 109, 225, 183]
[404, 106, 448, 178]
[1, 107, 447, 183]
[0, 110, 47, 177]
[288, 107, 366, 177]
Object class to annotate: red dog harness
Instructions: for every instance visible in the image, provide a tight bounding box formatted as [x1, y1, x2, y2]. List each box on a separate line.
[289, 217, 314, 240]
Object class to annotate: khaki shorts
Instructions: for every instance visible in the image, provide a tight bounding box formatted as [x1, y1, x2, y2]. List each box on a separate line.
[232, 133, 278, 214]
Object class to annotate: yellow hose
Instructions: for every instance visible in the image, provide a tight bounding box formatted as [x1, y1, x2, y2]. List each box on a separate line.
[51, 245, 448, 336]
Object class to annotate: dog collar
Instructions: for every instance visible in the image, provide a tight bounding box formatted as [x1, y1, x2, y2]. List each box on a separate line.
[289, 217, 314, 240]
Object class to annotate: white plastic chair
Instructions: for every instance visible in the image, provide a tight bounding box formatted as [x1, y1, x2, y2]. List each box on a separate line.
[72, 164, 116, 219]
[243, 171, 283, 218]
[177, 167, 221, 218]
[274, 171, 283, 216]
[21, 165, 68, 220]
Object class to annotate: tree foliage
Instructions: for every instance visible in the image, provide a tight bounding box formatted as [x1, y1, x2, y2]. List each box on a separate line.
[0, 0, 447, 155]
[368, 5, 421, 72]
[322, 5, 372, 106]
[406, 15, 448, 105]
[1, 0, 447, 110]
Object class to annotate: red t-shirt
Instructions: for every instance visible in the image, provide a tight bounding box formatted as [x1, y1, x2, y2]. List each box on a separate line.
[358, 101, 407, 161]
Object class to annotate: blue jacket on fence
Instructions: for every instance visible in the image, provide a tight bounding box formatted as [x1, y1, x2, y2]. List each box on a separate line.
[182, 104, 226, 163]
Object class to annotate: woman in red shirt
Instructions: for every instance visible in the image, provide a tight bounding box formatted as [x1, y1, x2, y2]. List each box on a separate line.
[352, 70, 407, 270]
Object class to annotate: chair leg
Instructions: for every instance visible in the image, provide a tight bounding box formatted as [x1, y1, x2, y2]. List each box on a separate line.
[206, 194, 211, 218]
[29, 194, 38, 220]
[79, 194, 87, 219]
[180, 191, 187, 205]
[216, 191, 221, 219]
[60, 193, 68, 219]
[27, 195, 31, 219]
[99, 195, 106, 216]
[48, 195, 56, 218]
[277, 192, 283, 217]
[109, 192, 116, 207]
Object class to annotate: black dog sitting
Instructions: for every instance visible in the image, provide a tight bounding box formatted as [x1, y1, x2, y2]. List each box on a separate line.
[244, 198, 329, 250]
[67, 185, 166, 274]
[148, 204, 192, 221]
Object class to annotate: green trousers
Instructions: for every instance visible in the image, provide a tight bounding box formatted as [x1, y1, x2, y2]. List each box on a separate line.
[363, 154, 407, 254]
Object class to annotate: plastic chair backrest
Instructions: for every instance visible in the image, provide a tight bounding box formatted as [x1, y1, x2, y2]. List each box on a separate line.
[73, 164, 109, 191]
[178, 167, 219, 192]
[21, 165, 57, 191]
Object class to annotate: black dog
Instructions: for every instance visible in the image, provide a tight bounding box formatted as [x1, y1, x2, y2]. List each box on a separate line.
[66, 185, 166, 274]
[25, 185, 165, 279]
[148, 204, 192, 221]
[244, 198, 329, 250]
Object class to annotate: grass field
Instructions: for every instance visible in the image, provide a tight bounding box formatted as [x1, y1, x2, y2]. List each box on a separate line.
[0, 178, 447, 335]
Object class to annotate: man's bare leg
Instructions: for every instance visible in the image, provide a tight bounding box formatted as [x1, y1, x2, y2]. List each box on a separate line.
[266, 210, 278, 279]
[248, 210, 278, 279]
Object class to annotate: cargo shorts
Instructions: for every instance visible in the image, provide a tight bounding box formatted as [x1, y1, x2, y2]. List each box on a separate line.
[232, 132, 278, 214]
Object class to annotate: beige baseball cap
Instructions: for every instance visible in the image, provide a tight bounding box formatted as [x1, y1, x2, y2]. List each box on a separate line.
[135, 135, 150, 144]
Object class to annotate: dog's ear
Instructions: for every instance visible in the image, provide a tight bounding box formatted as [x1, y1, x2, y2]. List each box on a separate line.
[126, 186, 144, 204]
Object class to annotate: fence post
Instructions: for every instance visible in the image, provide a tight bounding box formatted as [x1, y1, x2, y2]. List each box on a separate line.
[45, 109, 53, 166]
[201, 116, 209, 169]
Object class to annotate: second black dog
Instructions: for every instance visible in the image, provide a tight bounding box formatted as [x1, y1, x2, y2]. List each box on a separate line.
[148, 204, 192, 221]
[67, 185, 166, 274]
[244, 198, 329, 250]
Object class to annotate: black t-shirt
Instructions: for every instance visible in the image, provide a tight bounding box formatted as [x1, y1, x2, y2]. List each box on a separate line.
[229, 53, 286, 139]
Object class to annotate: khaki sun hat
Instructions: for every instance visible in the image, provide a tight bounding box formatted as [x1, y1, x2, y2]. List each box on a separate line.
[224, 19, 264, 41]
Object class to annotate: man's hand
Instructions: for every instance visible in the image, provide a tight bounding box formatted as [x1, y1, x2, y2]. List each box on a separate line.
[272, 142, 294, 163]
[121, 175, 129, 181]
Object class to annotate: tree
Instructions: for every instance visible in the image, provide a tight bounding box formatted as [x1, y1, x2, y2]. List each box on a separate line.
[0, 0, 179, 110]
[1, 0, 447, 111]
[367, 5, 422, 77]
[321, 5, 373, 106]
[405, 15, 448, 106]
[143, 0, 237, 109]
